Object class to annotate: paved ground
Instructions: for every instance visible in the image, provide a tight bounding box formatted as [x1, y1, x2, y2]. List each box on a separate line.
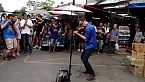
[0, 49, 145, 82]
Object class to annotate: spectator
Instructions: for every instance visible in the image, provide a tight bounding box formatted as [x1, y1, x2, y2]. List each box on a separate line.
[134, 27, 143, 43]
[1, 14, 18, 60]
[20, 13, 33, 55]
[0, 14, 6, 56]
[109, 24, 119, 55]
[97, 23, 105, 54]
[48, 19, 60, 53]
[13, 15, 21, 56]
[64, 22, 71, 51]
[33, 14, 45, 49]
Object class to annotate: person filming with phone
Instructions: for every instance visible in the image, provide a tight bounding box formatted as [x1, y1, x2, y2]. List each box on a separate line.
[1, 14, 18, 60]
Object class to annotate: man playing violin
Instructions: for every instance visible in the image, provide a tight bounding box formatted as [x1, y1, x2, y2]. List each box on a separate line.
[74, 19, 97, 81]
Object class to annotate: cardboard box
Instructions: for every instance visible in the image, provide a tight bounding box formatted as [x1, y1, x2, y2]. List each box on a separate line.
[128, 65, 144, 77]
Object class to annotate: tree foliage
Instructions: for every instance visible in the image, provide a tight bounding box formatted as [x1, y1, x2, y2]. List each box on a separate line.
[14, 7, 27, 19]
[26, 0, 55, 11]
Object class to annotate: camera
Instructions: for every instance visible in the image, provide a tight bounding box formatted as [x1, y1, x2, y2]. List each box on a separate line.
[11, 19, 15, 23]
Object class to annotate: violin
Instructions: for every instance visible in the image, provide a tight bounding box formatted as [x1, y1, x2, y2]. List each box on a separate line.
[77, 26, 86, 34]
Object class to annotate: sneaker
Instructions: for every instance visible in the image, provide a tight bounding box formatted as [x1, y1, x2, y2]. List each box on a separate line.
[86, 75, 96, 81]
[39, 46, 41, 50]
[33, 45, 39, 49]
[16, 53, 20, 56]
[78, 49, 80, 52]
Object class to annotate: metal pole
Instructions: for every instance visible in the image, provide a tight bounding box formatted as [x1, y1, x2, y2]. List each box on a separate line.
[86, 0, 87, 5]
[68, 0, 75, 81]
[73, 0, 75, 5]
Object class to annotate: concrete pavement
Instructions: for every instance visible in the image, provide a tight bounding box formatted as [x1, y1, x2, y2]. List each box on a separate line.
[0, 49, 145, 82]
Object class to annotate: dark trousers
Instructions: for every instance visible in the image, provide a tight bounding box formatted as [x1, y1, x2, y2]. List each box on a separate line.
[22, 34, 32, 54]
[81, 48, 95, 76]
[108, 41, 116, 54]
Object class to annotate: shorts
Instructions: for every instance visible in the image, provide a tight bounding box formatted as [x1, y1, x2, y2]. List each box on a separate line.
[5, 38, 18, 50]
[35, 32, 42, 39]
[97, 40, 104, 49]
[49, 38, 58, 46]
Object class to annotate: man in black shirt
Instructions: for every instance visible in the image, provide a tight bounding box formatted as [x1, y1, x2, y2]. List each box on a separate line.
[33, 14, 45, 49]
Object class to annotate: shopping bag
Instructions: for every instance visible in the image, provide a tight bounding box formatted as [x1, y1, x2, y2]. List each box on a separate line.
[115, 43, 119, 50]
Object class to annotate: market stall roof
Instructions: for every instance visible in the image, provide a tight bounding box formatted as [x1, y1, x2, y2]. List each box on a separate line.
[104, 4, 127, 9]
[48, 11, 77, 15]
[99, 0, 127, 5]
[53, 5, 92, 12]
[128, 3, 145, 8]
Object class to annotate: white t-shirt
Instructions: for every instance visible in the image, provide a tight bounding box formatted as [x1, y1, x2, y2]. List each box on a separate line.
[20, 19, 33, 35]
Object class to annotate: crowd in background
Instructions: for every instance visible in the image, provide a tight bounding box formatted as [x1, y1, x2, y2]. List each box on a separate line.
[0, 12, 144, 61]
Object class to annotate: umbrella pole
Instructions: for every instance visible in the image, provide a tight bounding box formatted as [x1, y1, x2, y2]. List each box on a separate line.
[68, 11, 73, 81]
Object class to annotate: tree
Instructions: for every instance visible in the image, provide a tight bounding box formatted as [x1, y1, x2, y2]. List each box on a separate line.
[20, 7, 27, 13]
[14, 7, 27, 19]
[26, 0, 40, 10]
[40, 0, 55, 11]
[26, 0, 55, 11]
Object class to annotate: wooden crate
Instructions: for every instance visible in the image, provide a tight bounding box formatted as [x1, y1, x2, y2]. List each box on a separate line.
[143, 44, 145, 53]
[130, 59, 144, 66]
[143, 56, 145, 77]
[131, 51, 145, 59]
[128, 65, 144, 77]
[132, 43, 137, 50]
[132, 43, 145, 52]
[144, 66, 145, 77]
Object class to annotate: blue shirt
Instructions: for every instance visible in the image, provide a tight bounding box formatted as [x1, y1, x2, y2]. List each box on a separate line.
[1, 20, 16, 39]
[84, 24, 97, 49]
[110, 28, 119, 41]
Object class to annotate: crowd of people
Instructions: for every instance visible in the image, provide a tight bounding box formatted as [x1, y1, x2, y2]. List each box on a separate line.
[0, 13, 144, 60]
[1, 12, 145, 81]
[0, 13, 122, 60]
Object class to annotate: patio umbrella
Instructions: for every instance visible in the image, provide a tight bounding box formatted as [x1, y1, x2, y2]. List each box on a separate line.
[53, 5, 92, 12]
[27, 10, 48, 14]
[48, 11, 77, 15]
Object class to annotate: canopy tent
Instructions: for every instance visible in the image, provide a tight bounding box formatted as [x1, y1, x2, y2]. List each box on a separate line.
[53, 5, 92, 12]
[48, 11, 77, 15]
[128, 3, 145, 8]
[27, 10, 48, 14]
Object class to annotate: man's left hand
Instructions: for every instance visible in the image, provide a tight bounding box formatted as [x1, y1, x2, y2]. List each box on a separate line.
[74, 31, 78, 35]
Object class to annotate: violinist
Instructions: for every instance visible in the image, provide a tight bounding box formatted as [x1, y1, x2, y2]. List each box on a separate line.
[74, 19, 97, 81]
